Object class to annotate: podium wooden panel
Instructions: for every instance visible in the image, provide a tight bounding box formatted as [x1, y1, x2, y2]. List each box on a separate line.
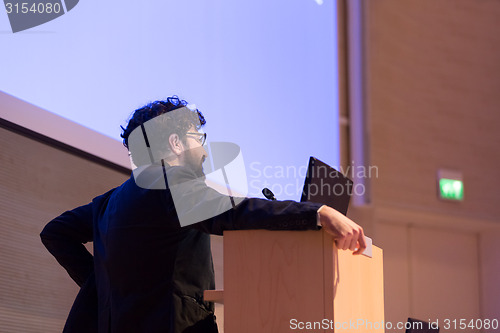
[205, 230, 384, 333]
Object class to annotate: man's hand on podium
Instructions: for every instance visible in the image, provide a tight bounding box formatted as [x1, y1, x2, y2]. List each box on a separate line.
[318, 206, 367, 255]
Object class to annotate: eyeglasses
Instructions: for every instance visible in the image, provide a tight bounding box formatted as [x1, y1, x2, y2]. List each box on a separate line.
[186, 132, 207, 146]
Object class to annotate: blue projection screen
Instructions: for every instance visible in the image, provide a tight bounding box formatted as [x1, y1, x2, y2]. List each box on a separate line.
[1, 0, 340, 200]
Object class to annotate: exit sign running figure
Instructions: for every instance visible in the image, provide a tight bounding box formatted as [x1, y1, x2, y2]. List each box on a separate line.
[438, 169, 464, 201]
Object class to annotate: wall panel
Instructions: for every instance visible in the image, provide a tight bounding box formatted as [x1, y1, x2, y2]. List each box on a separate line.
[0, 126, 128, 332]
[365, 0, 500, 222]
[410, 227, 480, 331]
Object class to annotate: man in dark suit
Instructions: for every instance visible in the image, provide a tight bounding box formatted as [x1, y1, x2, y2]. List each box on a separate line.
[40, 96, 366, 333]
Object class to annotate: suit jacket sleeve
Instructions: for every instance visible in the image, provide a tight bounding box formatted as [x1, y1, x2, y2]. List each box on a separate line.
[164, 166, 323, 235]
[40, 202, 94, 287]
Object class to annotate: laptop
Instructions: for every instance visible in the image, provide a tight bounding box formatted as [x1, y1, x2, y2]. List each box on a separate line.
[300, 156, 372, 257]
[300, 156, 353, 215]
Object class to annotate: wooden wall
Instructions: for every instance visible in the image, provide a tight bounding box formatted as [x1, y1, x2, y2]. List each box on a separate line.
[367, 0, 500, 220]
[346, 1, 500, 332]
[0, 121, 128, 332]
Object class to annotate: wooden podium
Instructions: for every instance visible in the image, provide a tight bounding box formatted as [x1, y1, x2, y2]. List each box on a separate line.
[205, 230, 384, 332]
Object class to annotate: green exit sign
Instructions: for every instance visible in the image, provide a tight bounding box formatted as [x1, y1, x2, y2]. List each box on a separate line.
[439, 179, 464, 201]
[437, 170, 464, 201]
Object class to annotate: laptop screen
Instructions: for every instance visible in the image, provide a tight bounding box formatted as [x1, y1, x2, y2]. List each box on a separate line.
[300, 157, 353, 215]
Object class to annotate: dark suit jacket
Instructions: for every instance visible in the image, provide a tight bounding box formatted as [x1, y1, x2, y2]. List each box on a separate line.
[41, 164, 322, 333]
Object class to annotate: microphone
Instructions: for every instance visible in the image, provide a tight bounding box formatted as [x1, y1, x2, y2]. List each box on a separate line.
[262, 188, 277, 201]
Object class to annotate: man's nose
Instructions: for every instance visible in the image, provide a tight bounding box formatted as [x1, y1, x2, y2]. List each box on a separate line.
[201, 145, 208, 158]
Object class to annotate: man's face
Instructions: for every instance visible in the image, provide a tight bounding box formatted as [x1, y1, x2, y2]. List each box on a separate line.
[182, 126, 207, 178]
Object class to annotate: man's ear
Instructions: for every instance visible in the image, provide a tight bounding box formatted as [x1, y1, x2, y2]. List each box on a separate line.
[168, 133, 184, 156]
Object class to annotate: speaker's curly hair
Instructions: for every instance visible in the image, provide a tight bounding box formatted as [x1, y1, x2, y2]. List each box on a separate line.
[120, 96, 206, 165]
